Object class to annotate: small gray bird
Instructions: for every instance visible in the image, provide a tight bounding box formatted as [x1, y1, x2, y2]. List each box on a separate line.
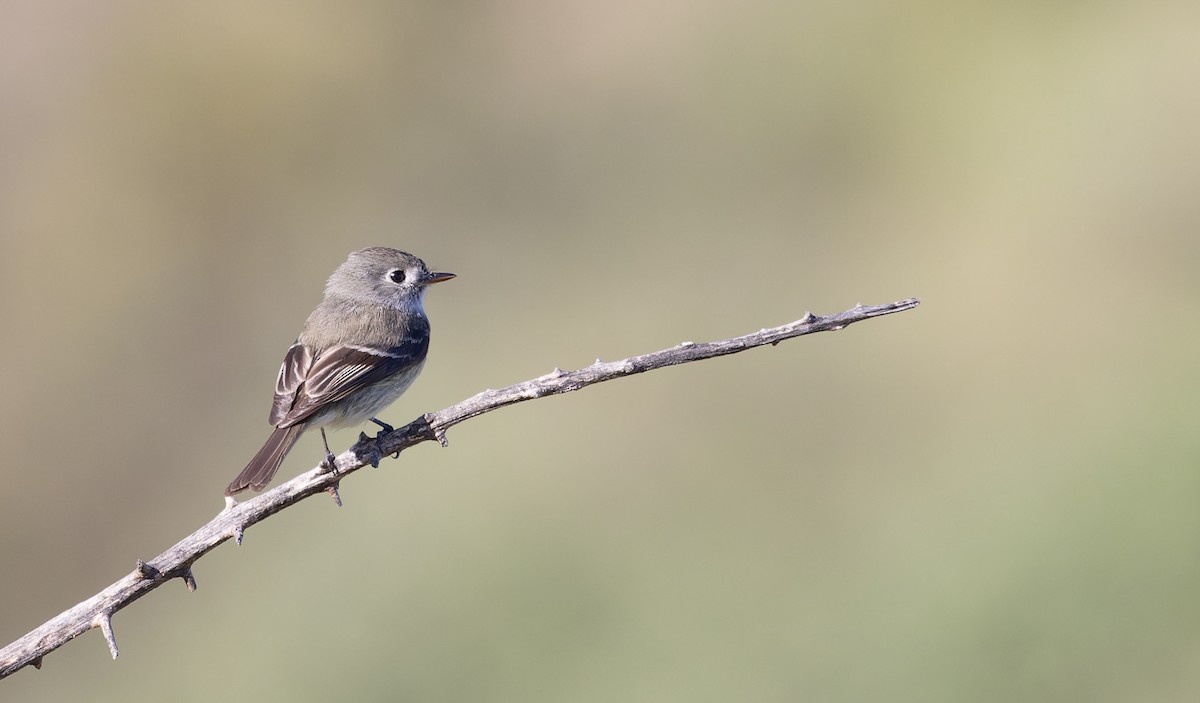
[225, 248, 454, 495]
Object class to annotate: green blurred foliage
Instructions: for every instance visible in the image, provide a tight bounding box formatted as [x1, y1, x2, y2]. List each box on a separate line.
[2, 0, 1199, 701]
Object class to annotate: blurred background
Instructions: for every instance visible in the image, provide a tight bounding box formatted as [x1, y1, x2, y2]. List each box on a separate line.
[2, 1, 1199, 701]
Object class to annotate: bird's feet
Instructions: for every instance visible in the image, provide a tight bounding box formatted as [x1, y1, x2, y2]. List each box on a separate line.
[369, 418, 401, 458]
[321, 448, 339, 476]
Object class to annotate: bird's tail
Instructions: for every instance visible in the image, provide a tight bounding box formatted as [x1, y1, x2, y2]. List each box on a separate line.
[225, 424, 306, 496]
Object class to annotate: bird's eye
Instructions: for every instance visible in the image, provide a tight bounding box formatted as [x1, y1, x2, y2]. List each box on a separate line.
[388, 269, 406, 284]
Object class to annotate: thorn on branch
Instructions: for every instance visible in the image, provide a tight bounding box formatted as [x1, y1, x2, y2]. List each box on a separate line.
[180, 568, 197, 592]
[135, 559, 160, 580]
[31, 656, 43, 670]
[327, 484, 343, 507]
[94, 612, 118, 659]
[231, 525, 244, 546]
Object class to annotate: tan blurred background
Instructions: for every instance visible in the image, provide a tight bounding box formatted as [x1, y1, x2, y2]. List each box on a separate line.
[2, 1, 1199, 701]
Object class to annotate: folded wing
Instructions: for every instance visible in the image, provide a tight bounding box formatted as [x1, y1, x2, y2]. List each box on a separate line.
[269, 338, 428, 428]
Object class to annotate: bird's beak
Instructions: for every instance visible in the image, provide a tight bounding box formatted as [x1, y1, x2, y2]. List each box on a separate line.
[423, 271, 456, 285]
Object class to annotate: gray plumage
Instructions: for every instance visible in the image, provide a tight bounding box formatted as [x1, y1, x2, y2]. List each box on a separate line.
[225, 248, 453, 495]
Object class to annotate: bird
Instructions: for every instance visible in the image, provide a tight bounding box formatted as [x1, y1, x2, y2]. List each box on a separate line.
[225, 247, 454, 495]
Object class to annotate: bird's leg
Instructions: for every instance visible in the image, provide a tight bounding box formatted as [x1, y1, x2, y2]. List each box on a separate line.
[320, 428, 338, 475]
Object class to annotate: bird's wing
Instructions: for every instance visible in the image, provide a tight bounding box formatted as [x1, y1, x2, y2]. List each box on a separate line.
[270, 338, 428, 429]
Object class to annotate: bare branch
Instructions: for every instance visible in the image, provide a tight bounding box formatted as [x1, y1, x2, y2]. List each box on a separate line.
[0, 298, 919, 679]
